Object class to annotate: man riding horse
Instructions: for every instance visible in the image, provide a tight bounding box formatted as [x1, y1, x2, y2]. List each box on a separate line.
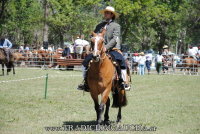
[187, 46, 198, 61]
[0, 35, 13, 62]
[78, 6, 130, 91]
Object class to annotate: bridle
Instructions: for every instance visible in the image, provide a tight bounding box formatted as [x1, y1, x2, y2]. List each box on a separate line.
[91, 36, 106, 62]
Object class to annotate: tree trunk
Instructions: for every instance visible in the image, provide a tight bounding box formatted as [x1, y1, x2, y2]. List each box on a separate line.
[43, 0, 49, 43]
[59, 32, 64, 48]
[0, 0, 6, 20]
[157, 32, 166, 51]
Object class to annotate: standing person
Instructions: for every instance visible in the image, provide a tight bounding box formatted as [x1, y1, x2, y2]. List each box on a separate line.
[156, 51, 164, 74]
[162, 55, 169, 74]
[77, 6, 130, 91]
[138, 52, 146, 75]
[19, 45, 24, 53]
[145, 51, 153, 75]
[163, 45, 169, 55]
[48, 45, 53, 52]
[0, 36, 13, 62]
[132, 53, 139, 74]
[25, 45, 30, 51]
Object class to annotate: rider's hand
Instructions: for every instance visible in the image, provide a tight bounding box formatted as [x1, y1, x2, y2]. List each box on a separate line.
[103, 47, 107, 52]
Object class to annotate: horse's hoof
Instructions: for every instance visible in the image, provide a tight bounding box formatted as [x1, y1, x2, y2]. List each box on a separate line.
[116, 119, 121, 123]
[104, 120, 110, 125]
[97, 120, 103, 125]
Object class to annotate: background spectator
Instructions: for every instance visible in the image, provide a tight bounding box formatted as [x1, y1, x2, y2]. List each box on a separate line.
[138, 52, 146, 75]
[156, 51, 164, 74]
[132, 53, 139, 75]
[145, 51, 153, 75]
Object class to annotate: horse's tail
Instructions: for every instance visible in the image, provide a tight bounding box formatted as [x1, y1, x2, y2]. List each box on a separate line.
[112, 88, 127, 108]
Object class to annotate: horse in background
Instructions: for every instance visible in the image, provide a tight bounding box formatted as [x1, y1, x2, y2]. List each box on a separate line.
[0, 48, 15, 75]
[182, 56, 198, 75]
[87, 30, 127, 125]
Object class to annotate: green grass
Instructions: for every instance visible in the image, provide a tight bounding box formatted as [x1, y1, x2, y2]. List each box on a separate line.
[0, 69, 200, 134]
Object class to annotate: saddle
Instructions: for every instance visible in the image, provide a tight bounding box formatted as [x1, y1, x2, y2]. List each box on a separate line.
[87, 47, 131, 85]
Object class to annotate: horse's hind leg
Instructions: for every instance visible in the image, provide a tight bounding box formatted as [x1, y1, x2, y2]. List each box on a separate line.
[117, 106, 122, 123]
[94, 101, 99, 122]
[7, 68, 9, 75]
[12, 63, 15, 75]
[104, 97, 110, 125]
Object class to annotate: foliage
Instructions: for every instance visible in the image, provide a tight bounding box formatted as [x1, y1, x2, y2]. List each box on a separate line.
[0, 0, 199, 52]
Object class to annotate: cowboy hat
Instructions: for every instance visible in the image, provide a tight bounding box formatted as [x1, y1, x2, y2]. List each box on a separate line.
[139, 52, 145, 56]
[163, 45, 168, 49]
[99, 6, 119, 18]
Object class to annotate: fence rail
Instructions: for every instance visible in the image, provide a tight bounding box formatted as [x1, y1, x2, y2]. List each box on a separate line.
[4, 49, 200, 75]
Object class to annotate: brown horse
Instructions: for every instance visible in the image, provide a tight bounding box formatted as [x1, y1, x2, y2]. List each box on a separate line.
[87, 30, 127, 125]
[182, 57, 198, 75]
[0, 48, 15, 75]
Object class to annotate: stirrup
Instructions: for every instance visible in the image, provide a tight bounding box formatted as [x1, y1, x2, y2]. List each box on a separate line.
[77, 81, 89, 92]
[124, 84, 131, 91]
[120, 82, 131, 91]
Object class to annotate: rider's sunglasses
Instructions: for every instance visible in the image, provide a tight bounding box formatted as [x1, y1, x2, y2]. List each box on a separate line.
[104, 11, 112, 15]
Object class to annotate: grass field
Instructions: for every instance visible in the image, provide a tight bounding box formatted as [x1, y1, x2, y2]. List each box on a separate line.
[0, 68, 200, 134]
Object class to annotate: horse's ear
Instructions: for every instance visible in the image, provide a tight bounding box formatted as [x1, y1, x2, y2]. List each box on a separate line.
[101, 28, 106, 36]
[91, 32, 97, 37]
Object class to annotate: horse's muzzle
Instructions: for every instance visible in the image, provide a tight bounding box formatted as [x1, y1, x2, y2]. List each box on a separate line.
[92, 55, 100, 62]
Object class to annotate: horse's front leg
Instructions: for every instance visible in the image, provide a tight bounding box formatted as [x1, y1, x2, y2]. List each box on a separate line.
[99, 86, 112, 125]
[2, 64, 4, 76]
[91, 93, 100, 124]
[104, 97, 110, 125]
[98, 103, 104, 125]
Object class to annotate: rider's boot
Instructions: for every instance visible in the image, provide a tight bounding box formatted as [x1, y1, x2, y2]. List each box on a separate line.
[77, 65, 89, 92]
[120, 69, 130, 90]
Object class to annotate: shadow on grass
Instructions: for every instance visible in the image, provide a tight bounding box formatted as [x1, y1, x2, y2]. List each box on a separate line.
[63, 120, 97, 126]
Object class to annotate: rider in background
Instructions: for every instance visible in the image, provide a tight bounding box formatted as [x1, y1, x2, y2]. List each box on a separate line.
[187, 46, 197, 60]
[0, 35, 13, 62]
[197, 46, 200, 60]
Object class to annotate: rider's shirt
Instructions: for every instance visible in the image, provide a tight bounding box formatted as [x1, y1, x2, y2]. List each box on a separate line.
[94, 20, 121, 51]
[0, 39, 12, 48]
[146, 53, 153, 61]
[138, 56, 146, 65]
[188, 48, 197, 56]
[156, 55, 164, 62]
[74, 39, 89, 47]
[198, 50, 200, 55]
[132, 56, 139, 63]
